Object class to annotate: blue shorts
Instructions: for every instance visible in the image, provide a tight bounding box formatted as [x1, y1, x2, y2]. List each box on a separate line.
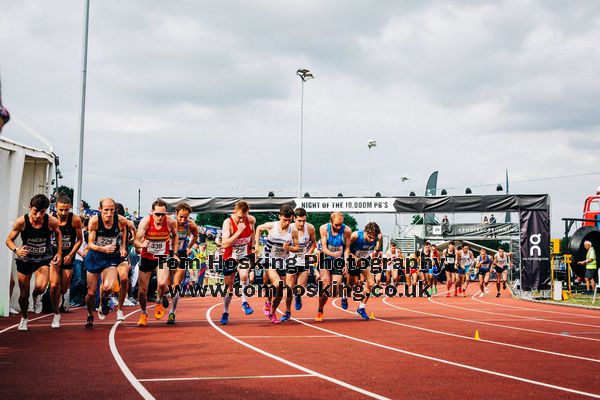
[428, 267, 439, 275]
[478, 268, 490, 276]
[85, 250, 120, 273]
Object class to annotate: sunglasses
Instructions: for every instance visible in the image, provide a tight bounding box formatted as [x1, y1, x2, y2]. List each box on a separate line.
[154, 212, 166, 217]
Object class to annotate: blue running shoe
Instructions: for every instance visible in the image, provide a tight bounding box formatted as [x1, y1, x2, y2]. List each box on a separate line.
[242, 301, 254, 315]
[280, 311, 291, 322]
[341, 297, 348, 310]
[356, 307, 369, 320]
[220, 312, 229, 325]
[294, 295, 302, 311]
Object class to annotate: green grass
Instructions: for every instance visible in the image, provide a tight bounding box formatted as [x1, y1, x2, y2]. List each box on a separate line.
[541, 292, 600, 309]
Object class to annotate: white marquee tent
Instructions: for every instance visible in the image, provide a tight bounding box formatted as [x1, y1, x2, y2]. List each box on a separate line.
[0, 136, 54, 317]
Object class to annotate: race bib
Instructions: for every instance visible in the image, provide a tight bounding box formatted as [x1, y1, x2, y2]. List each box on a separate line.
[62, 236, 72, 249]
[97, 236, 117, 247]
[147, 241, 167, 255]
[24, 244, 46, 255]
[328, 245, 343, 253]
[270, 245, 288, 258]
[232, 244, 248, 259]
[446, 256, 455, 264]
[355, 250, 371, 258]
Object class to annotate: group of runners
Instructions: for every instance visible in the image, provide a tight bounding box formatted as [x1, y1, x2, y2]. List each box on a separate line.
[5, 195, 512, 330]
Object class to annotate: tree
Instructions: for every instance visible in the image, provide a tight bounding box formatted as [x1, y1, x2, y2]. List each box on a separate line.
[55, 184, 89, 209]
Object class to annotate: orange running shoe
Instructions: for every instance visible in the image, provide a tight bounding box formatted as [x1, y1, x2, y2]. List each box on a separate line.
[315, 312, 324, 322]
[154, 304, 165, 320]
[446, 292, 451, 297]
[458, 286, 463, 294]
[137, 313, 148, 327]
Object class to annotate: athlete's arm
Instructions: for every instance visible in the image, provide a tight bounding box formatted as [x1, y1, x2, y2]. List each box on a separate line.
[118, 215, 128, 258]
[319, 224, 332, 257]
[343, 226, 352, 259]
[254, 222, 272, 255]
[168, 217, 179, 258]
[286, 226, 300, 252]
[86, 217, 102, 252]
[307, 224, 317, 254]
[49, 216, 62, 265]
[347, 231, 359, 259]
[5, 216, 27, 257]
[188, 220, 199, 253]
[134, 216, 150, 249]
[221, 217, 246, 248]
[248, 215, 257, 250]
[64, 215, 84, 265]
[376, 233, 383, 252]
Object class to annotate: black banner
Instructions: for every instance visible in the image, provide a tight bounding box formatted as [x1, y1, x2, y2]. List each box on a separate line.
[519, 210, 551, 290]
[425, 223, 518, 238]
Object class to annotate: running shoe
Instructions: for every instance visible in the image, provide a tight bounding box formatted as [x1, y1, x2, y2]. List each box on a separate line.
[446, 292, 451, 297]
[294, 295, 302, 311]
[280, 311, 291, 322]
[167, 312, 176, 325]
[315, 312, 324, 322]
[458, 286, 463, 294]
[484, 287, 489, 294]
[9, 307, 19, 315]
[341, 297, 348, 310]
[161, 297, 169, 308]
[356, 307, 370, 320]
[263, 301, 271, 317]
[270, 313, 281, 324]
[462, 291, 467, 298]
[98, 297, 110, 320]
[137, 313, 148, 327]
[220, 312, 229, 325]
[242, 301, 254, 315]
[454, 291, 458, 297]
[502, 281, 507, 290]
[479, 292, 484, 298]
[85, 315, 94, 329]
[117, 310, 125, 321]
[496, 293, 501, 298]
[51, 314, 61, 329]
[432, 286, 437, 295]
[34, 295, 43, 314]
[18, 318, 28, 331]
[154, 303, 165, 320]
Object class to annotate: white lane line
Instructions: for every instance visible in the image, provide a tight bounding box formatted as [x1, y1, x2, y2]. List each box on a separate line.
[206, 303, 389, 400]
[283, 309, 600, 399]
[139, 374, 313, 382]
[0, 306, 83, 334]
[469, 294, 600, 328]
[469, 296, 600, 319]
[236, 335, 341, 339]
[373, 298, 600, 363]
[109, 307, 156, 400]
[428, 295, 600, 342]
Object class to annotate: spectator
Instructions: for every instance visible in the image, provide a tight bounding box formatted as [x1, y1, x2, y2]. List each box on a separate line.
[578, 241, 597, 293]
[442, 215, 449, 224]
[198, 226, 207, 244]
[490, 214, 497, 224]
[124, 207, 131, 219]
[483, 216, 489, 224]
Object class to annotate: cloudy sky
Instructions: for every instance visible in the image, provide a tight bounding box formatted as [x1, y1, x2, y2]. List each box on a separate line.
[2, 0, 599, 236]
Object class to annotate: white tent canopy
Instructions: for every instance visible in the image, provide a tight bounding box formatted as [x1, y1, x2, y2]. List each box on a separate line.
[0, 136, 54, 317]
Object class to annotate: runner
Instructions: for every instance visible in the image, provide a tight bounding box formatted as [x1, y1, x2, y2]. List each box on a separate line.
[384, 241, 403, 294]
[168, 202, 199, 324]
[316, 212, 351, 322]
[492, 248, 512, 297]
[442, 241, 457, 297]
[115, 202, 137, 321]
[348, 222, 382, 320]
[5, 194, 62, 330]
[219, 201, 256, 325]
[458, 243, 474, 297]
[290, 208, 316, 313]
[255, 204, 299, 323]
[83, 198, 128, 328]
[407, 250, 421, 297]
[421, 242, 433, 292]
[430, 244, 441, 295]
[134, 199, 179, 327]
[475, 248, 493, 297]
[52, 194, 83, 315]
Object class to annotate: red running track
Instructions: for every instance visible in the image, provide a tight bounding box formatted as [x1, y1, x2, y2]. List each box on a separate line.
[1, 285, 599, 399]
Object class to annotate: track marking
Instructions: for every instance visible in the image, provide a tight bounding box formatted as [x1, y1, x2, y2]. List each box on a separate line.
[206, 303, 389, 400]
[0, 307, 83, 334]
[282, 309, 600, 399]
[473, 296, 600, 319]
[236, 335, 341, 339]
[469, 293, 600, 328]
[339, 298, 600, 363]
[109, 307, 156, 400]
[427, 295, 600, 341]
[139, 374, 313, 382]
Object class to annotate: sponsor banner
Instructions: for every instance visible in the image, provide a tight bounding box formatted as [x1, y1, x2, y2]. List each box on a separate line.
[424, 223, 518, 238]
[520, 210, 551, 290]
[294, 198, 396, 213]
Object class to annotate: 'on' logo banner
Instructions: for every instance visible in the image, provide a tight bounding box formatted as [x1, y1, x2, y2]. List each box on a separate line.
[519, 209, 551, 290]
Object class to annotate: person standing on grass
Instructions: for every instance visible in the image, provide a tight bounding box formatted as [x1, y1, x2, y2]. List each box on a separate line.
[578, 241, 597, 293]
